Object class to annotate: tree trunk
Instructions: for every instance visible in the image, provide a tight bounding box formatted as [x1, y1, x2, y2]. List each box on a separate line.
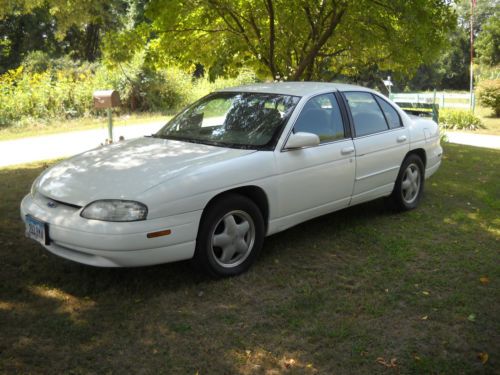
[292, 7, 346, 80]
[84, 23, 100, 61]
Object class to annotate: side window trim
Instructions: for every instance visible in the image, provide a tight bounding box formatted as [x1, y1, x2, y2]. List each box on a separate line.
[373, 95, 403, 129]
[291, 92, 347, 143]
[334, 91, 353, 139]
[342, 91, 396, 138]
[373, 94, 391, 129]
[339, 92, 356, 138]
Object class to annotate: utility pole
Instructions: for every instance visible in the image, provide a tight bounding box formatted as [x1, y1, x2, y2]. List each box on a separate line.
[470, 0, 476, 112]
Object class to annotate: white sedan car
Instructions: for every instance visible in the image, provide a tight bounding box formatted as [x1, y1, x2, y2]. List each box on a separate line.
[21, 82, 442, 277]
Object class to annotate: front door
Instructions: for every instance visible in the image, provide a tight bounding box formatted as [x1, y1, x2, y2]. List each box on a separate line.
[274, 93, 355, 231]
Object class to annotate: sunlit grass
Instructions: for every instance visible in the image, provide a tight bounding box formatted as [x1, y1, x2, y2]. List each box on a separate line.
[473, 105, 500, 135]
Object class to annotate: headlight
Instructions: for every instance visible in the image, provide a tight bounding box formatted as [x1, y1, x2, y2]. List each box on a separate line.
[81, 200, 148, 222]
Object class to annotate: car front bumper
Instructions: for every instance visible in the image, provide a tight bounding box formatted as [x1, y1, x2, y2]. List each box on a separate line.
[20, 193, 201, 267]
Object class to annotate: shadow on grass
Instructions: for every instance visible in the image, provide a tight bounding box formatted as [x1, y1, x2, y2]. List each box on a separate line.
[1, 143, 498, 374]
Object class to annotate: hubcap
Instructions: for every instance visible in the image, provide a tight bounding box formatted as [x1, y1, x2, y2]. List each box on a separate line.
[210, 210, 255, 268]
[401, 163, 421, 204]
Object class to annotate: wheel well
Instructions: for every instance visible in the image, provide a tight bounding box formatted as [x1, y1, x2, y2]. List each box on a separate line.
[204, 186, 269, 232]
[406, 148, 427, 167]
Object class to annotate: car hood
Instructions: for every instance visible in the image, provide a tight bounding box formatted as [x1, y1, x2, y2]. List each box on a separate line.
[37, 137, 256, 206]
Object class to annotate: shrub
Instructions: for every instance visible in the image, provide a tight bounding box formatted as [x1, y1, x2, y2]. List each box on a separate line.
[476, 64, 500, 81]
[21, 51, 52, 73]
[439, 109, 484, 131]
[0, 55, 256, 128]
[477, 79, 500, 117]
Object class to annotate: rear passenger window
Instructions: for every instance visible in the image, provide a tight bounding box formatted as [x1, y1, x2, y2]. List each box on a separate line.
[344, 92, 389, 137]
[375, 96, 402, 129]
[293, 93, 345, 143]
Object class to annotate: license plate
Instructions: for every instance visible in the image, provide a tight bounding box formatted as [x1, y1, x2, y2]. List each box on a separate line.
[25, 215, 49, 245]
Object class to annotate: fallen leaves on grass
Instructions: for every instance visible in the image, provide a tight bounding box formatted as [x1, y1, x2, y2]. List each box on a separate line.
[234, 349, 315, 374]
[422, 291, 430, 296]
[421, 315, 428, 320]
[477, 352, 489, 364]
[467, 313, 476, 322]
[283, 358, 296, 369]
[376, 357, 397, 368]
[480, 276, 490, 285]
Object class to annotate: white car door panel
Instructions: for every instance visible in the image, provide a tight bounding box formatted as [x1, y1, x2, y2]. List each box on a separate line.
[343, 92, 410, 206]
[274, 93, 355, 232]
[274, 140, 355, 231]
[351, 129, 409, 204]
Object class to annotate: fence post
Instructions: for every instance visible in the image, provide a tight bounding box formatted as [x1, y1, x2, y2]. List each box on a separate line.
[432, 104, 439, 124]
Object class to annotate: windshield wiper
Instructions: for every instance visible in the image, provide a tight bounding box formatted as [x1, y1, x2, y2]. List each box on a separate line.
[151, 134, 206, 144]
[149, 133, 170, 139]
[147, 134, 257, 149]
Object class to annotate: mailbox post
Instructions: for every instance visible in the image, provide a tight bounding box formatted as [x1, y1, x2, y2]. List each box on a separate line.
[93, 90, 121, 142]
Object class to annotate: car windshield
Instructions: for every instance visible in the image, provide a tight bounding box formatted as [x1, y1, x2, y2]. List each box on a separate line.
[154, 92, 300, 149]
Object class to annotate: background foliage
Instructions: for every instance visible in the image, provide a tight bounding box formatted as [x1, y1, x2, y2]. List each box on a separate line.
[477, 79, 500, 116]
[0, 52, 255, 128]
[0, 0, 499, 129]
[439, 109, 484, 130]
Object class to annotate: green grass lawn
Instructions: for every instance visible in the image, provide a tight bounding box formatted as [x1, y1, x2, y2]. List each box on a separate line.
[0, 113, 169, 141]
[0, 144, 498, 374]
[474, 106, 500, 136]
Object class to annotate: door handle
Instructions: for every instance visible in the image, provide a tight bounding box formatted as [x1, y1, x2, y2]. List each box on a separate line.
[397, 135, 407, 143]
[341, 147, 355, 155]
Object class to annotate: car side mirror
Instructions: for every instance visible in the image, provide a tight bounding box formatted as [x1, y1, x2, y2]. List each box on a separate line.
[285, 132, 320, 149]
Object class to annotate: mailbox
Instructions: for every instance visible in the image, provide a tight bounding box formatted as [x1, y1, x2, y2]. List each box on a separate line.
[93, 90, 120, 109]
[93, 90, 120, 142]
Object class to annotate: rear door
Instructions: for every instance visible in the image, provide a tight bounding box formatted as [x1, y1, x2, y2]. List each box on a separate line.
[342, 91, 409, 205]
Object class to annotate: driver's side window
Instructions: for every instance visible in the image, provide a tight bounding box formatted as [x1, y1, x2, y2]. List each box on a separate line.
[293, 93, 345, 143]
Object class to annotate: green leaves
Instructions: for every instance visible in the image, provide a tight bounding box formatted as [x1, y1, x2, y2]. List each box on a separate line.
[0, 0, 458, 82]
[476, 12, 500, 66]
[117, 0, 457, 81]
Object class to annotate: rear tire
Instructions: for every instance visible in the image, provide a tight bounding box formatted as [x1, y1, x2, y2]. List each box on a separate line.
[390, 154, 425, 211]
[193, 193, 264, 277]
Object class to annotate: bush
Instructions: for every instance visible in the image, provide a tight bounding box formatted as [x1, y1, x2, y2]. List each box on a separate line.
[477, 79, 500, 117]
[0, 54, 256, 128]
[439, 109, 484, 131]
[21, 51, 52, 73]
[0, 57, 114, 128]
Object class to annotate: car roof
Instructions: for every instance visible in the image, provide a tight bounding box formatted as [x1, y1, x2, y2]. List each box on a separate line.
[218, 81, 374, 97]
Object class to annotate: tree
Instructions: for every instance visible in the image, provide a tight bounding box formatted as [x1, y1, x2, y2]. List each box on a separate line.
[0, 7, 61, 73]
[476, 11, 500, 66]
[105, 0, 455, 81]
[0, 0, 147, 68]
[455, 0, 499, 35]
[399, 0, 498, 91]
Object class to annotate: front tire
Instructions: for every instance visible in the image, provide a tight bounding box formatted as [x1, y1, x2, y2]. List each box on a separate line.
[390, 154, 425, 211]
[193, 193, 265, 277]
